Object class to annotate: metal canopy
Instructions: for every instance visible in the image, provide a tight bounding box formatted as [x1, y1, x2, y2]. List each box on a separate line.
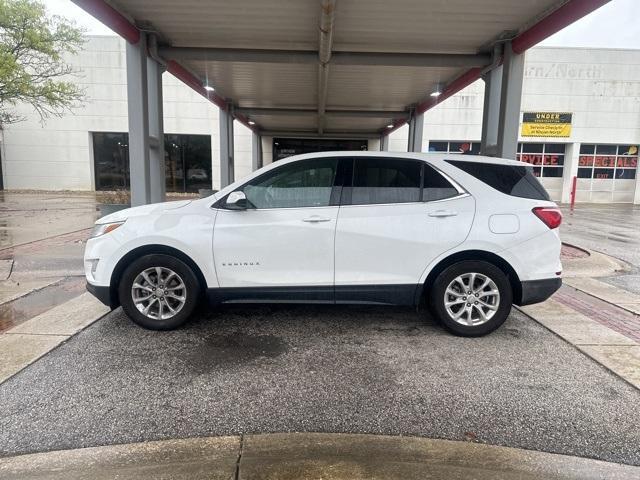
[78, 0, 609, 137]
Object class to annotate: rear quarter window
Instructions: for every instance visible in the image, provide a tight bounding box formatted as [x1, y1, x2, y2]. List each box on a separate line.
[446, 160, 550, 201]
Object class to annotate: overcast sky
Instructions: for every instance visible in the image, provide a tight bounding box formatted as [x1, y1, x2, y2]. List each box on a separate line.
[44, 0, 639, 49]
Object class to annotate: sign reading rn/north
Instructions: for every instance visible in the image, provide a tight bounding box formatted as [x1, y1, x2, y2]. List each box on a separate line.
[521, 112, 572, 137]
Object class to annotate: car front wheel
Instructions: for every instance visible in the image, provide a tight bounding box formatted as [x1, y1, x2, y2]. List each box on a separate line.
[119, 254, 200, 330]
[430, 260, 512, 337]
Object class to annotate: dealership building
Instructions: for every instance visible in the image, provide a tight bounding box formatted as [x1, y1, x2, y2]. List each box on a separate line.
[0, 36, 639, 204]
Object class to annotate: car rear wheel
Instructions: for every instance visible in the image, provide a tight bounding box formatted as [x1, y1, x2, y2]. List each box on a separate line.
[119, 254, 200, 330]
[430, 260, 512, 337]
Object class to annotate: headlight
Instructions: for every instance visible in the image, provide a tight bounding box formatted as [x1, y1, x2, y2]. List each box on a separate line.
[90, 221, 125, 238]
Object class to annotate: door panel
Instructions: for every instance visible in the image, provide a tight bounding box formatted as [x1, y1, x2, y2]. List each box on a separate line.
[335, 195, 475, 286]
[213, 207, 338, 288]
[212, 156, 340, 291]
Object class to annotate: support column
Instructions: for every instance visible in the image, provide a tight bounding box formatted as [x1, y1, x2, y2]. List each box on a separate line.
[219, 106, 234, 188]
[126, 34, 151, 206]
[252, 132, 263, 171]
[496, 42, 524, 160]
[147, 57, 165, 203]
[380, 135, 389, 151]
[480, 65, 502, 156]
[407, 112, 424, 152]
[561, 143, 580, 204]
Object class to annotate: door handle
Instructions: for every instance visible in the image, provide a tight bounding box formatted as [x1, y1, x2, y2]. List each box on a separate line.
[428, 210, 458, 218]
[302, 216, 332, 223]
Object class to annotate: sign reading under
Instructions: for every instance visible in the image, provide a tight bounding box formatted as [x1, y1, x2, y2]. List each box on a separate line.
[521, 112, 572, 137]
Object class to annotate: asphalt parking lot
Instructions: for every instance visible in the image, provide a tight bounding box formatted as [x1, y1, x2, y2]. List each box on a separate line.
[561, 204, 640, 294]
[1, 304, 639, 466]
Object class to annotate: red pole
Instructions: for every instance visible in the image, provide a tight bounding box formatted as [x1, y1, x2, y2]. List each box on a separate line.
[570, 175, 577, 212]
[512, 0, 611, 54]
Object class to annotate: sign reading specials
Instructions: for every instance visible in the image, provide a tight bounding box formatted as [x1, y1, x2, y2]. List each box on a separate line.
[521, 112, 572, 137]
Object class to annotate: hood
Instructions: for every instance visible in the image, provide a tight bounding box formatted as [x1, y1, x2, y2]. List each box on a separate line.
[97, 200, 193, 224]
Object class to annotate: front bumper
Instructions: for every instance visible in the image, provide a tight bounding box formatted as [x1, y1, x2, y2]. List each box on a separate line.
[517, 277, 562, 306]
[86, 282, 116, 309]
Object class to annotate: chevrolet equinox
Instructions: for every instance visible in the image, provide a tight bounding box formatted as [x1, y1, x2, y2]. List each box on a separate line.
[85, 152, 562, 336]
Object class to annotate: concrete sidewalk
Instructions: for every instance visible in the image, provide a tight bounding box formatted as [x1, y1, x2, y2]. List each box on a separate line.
[1, 433, 638, 480]
[0, 192, 98, 249]
[521, 243, 640, 389]
[0, 192, 97, 327]
[0, 193, 105, 383]
[0, 191, 197, 310]
[0, 293, 110, 383]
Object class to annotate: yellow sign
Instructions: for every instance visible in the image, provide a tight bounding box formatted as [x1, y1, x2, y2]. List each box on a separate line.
[521, 123, 572, 137]
[521, 112, 572, 138]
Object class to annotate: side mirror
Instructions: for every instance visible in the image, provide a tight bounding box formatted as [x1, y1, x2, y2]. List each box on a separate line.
[225, 190, 248, 210]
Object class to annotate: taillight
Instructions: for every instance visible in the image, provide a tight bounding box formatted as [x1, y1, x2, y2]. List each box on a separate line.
[532, 207, 562, 229]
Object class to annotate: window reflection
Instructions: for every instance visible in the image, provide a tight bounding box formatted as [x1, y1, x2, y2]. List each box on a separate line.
[93, 133, 130, 190]
[428, 141, 481, 155]
[93, 132, 212, 192]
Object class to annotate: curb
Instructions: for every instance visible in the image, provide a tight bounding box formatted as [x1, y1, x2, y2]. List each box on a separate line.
[0, 293, 111, 385]
[562, 245, 630, 279]
[520, 241, 640, 391]
[1, 433, 638, 480]
[561, 241, 590, 257]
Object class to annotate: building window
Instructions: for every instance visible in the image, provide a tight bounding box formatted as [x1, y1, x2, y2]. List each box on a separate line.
[516, 143, 565, 178]
[428, 141, 480, 155]
[92, 133, 212, 192]
[577, 144, 638, 180]
[93, 132, 130, 190]
[165, 134, 212, 192]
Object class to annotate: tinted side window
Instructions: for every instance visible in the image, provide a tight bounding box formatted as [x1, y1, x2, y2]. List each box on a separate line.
[446, 160, 550, 201]
[242, 158, 338, 209]
[423, 164, 459, 201]
[351, 158, 421, 205]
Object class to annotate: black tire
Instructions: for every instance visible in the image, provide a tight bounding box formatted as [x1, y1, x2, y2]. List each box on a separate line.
[429, 260, 512, 337]
[118, 254, 200, 330]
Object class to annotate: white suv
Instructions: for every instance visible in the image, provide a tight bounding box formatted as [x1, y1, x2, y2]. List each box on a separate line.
[85, 152, 562, 336]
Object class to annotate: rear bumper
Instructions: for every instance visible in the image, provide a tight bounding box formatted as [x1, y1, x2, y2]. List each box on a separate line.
[517, 277, 562, 306]
[86, 282, 116, 309]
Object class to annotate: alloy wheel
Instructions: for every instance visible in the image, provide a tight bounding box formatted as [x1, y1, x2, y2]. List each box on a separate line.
[443, 272, 500, 326]
[131, 266, 187, 320]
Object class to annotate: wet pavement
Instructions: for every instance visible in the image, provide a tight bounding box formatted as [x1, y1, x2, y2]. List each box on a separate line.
[0, 192, 97, 332]
[560, 204, 640, 294]
[0, 192, 98, 249]
[560, 204, 640, 266]
[0, 277, 86, 333]
[1, 305, 639, 465]
[0, 228, 90, 327]
[0, 192, 199, 330]
[0, 229, 89, 277]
